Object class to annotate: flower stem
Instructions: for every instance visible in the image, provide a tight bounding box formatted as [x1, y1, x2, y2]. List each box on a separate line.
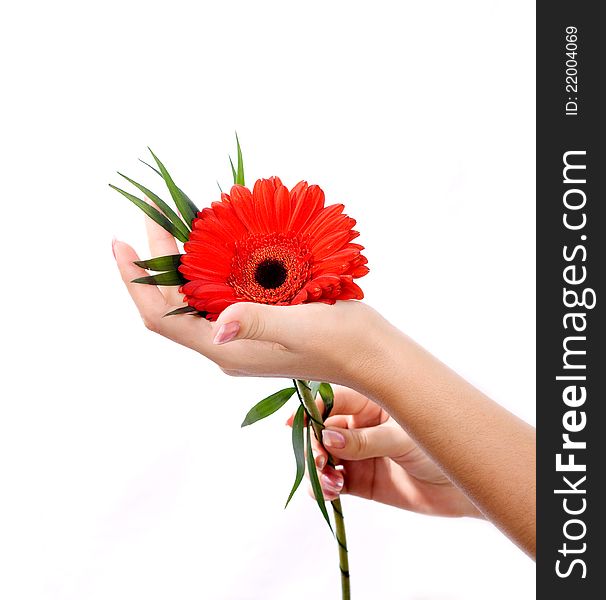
[295, 379, 351, 600]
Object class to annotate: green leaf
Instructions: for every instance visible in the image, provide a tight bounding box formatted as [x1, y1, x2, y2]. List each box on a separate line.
[147, 148, 199, 227]
[241, 387, 296, 427]
[118, 172, 190, 237]
[319, 383, 335, 419]
[217, 181, 223, 193]
[134, 254, 183, 272]
[235, 132, 245, 186]
[163, 306, 201, 317]
[140, 158, 199, 219]
[131, 271, 186, 286]
[309, 381, 322, 400]
[229, 155, 237, 185]
[109, 184, 189, 243]
[178, 187, 200, 221]
[306, 423, 333, 532]
[285, 404, 306, 508]
[138, 158, 161, 176]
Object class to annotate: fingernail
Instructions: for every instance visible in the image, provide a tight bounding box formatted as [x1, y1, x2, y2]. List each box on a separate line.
[112, 236, 118, 259]
[213, 321, 240, 345]
[321, 471, 344, 493]
[322, 429, 345, 449]
[316, 454, 327, 470]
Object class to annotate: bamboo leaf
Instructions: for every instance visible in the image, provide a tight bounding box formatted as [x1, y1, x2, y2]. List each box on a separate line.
[139, 158, 161, 176]
[147, 148, 198, 227]
[164, 306, 200, 317]
[319, 383, 335, 419]
[309, 381, 322, 400]
[307, 423, 333, 532]
[140, 158, 199, 219]
[134, 254, 183, 272]
[241, 387, 296, 427]
[285, 404, 306, 508]
[131, 271, 186, 286]
[178, 187, 200, 221]
[118, 172, 190, 236]
[229, 155, 237, 184]
[109, 184, 189, 243]
[235, 132, 245, 186]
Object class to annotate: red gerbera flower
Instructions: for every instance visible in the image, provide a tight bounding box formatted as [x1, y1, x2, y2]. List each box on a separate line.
[178, 177, 369, 320]
[113, 146, 360, 596]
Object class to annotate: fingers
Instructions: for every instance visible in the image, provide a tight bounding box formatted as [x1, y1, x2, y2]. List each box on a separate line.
[114, 241, 297, 370]
[285, 385, 388, 469]
[303, 425, 343, 501]
[321, 422, 414, 461]
[114, 240, 170, 330]
[311, 431, 329, 470]
[145, 213, 180, 257]
[212, 302, 327, 347]
[212, 299, 372, 347]
[285, 410, 330, 469]
[324, 387, 378, 426]
[144, 212, 183, 306]
[286, 387, 388, 429]
[312, 466, 345, 501]
[114, 239, 212, 345]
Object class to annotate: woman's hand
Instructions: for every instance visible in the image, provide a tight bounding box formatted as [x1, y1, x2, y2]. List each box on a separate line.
[290, 387, 483, 518]
[114, 212, 536, 556]
[113, 217, 391, 387]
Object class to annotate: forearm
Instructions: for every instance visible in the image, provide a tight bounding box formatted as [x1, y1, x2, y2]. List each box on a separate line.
[352, 324, 536, 557]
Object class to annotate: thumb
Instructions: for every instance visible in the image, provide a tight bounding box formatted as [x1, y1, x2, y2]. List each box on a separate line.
[321, 424, 412, 461]
[212, 302, 302, 346]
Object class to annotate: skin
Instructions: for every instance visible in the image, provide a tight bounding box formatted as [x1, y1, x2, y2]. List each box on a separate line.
[286, 387, 484, 520]
[113, 216, 536, 558]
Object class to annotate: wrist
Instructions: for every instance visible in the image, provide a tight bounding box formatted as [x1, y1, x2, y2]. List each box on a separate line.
[340, 305, 408, 401]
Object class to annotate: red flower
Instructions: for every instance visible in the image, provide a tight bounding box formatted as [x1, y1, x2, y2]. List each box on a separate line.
[178, 177, 369, 320]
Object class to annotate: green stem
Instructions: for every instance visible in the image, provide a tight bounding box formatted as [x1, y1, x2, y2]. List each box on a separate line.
[295, 379, 351, 600]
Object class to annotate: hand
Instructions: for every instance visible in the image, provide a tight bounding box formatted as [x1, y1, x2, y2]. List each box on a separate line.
[293, 386, 483, 519]
[113, 216, 391, 387]
[115, 215, 535, 554]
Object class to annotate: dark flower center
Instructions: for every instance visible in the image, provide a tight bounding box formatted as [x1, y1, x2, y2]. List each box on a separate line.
[254, 259, 288, 289]
[228, 233, 312, 304]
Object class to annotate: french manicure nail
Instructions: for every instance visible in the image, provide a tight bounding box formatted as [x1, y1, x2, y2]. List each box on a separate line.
[317, 455, 327, 470]
[321, 472, 344, 493]
[213, 321, 240, 345]
[112, 236, 118, 259]
[322, 429, 346, 449]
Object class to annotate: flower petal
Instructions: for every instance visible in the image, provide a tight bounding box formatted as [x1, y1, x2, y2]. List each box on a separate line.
[289, 184, 325, 233]
[312, 229, 356, 261]
[303, 204, 345, 239]
[252, 178, 276, 232]
[230, 185, 260, 233]
[274, 184, 292, 233]
[178, 176, 367, 320]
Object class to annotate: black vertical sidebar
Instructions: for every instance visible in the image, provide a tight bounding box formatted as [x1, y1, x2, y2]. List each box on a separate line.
[537, 2, 605, 598]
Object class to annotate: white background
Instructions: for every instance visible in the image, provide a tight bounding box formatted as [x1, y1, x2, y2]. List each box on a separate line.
[0, 1, 536, 598]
